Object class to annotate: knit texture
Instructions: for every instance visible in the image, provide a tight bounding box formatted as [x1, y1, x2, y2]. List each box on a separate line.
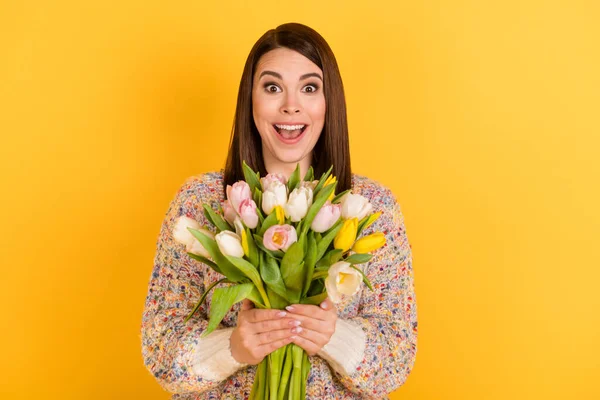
[140, 169, 418, 399]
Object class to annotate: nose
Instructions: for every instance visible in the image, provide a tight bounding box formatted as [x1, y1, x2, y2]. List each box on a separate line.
[280, 92, 301, 114]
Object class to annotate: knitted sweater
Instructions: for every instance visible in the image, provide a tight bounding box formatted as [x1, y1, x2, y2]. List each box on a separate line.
[140, 169, 418, 399]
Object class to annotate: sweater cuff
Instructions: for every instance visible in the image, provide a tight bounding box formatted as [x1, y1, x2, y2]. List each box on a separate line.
[190, 327, 248, 381]
[317, 318, 366, 376]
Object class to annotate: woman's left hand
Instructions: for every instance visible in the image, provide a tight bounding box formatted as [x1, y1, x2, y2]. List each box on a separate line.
[284, 297, 338, 355]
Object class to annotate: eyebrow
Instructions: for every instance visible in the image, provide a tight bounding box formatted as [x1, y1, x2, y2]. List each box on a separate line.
[258, 70, 323, 81]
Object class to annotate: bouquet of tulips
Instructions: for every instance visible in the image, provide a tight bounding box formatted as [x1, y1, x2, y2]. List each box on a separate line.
[172, 161, 386, 399]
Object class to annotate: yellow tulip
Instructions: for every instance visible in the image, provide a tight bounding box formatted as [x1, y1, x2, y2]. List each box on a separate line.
[324, 175, 337, 202]
[352, 232, 386, 254]
[334, 217, 358, 252]
[275, 205, 285, 224]
[241, 229, 250, 258]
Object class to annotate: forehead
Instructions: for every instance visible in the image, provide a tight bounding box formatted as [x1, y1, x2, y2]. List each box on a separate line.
[254, 48, 322, 79]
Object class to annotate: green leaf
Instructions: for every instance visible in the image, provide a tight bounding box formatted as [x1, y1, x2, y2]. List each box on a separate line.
[300, 182, 337, 237]
[280, 236, 306, 303]
[310, 270, 328, 281]
[350, 265, 374, 291]
[307, 278, 324, 297]
[184, 278, 230, 323]
[202, 203, 231, 233]
[287, 163, 301, 192]
[253, 234, 284, 260]
[246, 286, 267, 309]
[203, 206, 215, 227]
[186, 252, 222, 275]
[257, 210, 280, 237]
[312, 164, 333, 196]
[245, 227, 259, 267]
[331, 189, 350, 204]
[315, 219, 344, 260]
[344, 253, 373, 264]
[303, 165, 314, 182]
[302, 231, 318, 297]
[188, 228, 246, 282]
[202, 283, 253, 337]
[300, 292, 328, 305]
[315, 232, 322, 243]
[243, 160, 262, 193]
[267, 286, 289, 310]
[260, 252, 289, 301]
[356, 214, 372, 237]
[315, 249, 343, 269]
[225, 255, 267, 301]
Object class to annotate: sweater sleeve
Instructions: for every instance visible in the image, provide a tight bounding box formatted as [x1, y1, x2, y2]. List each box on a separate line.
[320, 185, 418, 398]
[140, 176, 247, 394]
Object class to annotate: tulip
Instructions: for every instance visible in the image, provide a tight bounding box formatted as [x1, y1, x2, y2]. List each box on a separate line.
[221, 200, 238, 225]
[215, 231, 245, 257]
[263, 224, 298, 252]
[311, 201, 341, 233]
[352, 232, 386, 254]
[333, 217, 358, 252]
[226, 181, 252, 216]
[238, 198, 259, 229]
[340, 193, 373, 220]
[262, 180, 288, 215]
[173, 215, 213, 258]
[260, 173, 287, 190]
[284, 187, 313, 222]
[300, 179, 319, 191]
[325, 261, 362, 304]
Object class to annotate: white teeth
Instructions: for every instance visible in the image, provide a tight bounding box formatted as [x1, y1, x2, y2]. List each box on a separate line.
[275, 124, 305, 130]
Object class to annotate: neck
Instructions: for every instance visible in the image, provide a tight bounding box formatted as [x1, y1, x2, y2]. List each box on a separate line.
[263, 152, 313, 181]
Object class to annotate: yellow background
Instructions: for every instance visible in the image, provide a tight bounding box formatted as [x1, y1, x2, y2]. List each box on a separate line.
[1, 0, 598, 399]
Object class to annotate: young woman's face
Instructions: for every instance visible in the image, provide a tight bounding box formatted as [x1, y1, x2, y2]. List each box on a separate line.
[252, 47, 326, 169]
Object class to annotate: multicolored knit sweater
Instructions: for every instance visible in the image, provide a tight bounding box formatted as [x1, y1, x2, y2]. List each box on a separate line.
[140, 169, 418, 399]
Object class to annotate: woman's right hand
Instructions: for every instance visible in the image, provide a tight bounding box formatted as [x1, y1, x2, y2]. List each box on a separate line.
[230, 299, 302, 365]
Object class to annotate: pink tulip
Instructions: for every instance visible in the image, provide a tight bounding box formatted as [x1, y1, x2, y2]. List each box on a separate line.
[226, 181, 252, 216]
[263, 224, 297, 252]
[221, 200, 237, 225]
[238, 198, 259, 229]
[311, 201, 341, 233]
[260, 173, 287, 191]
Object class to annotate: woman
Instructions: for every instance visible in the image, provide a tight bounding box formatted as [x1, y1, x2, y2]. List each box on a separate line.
[141, 22, 417, 399]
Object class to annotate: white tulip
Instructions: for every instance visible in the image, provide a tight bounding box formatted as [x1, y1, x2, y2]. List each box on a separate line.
[300, 179, 319, 191]
[215, 231, 245, 258]
[325, 261, 363, 304]
[284, 187, 313, 222]
[262, 180, 288, 215]
[340, 193, 373, 220]
[173, 216, 213, 258]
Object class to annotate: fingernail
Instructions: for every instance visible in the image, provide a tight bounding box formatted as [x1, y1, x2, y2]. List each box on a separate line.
[290, 335, 297, 340]
[288, 320, 301, 327]
[291, 327, 303, 334]
[277, 311, 287, 317]
[320, 302, 328, 309]
[285, 306, 295, 312]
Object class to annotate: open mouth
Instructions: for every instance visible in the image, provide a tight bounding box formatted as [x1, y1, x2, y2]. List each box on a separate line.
[272, 124, 308, 141]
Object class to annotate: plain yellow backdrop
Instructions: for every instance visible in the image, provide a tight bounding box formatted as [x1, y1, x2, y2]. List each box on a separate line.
[1, 0, 598, 399]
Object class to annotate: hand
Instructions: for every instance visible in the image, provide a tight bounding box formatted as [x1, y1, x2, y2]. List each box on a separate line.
[284, 298, 338, 356]
[230, 299, 301, 365]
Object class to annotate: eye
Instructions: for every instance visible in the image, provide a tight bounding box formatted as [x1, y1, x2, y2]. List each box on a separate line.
[302, 83, 320, 93]
[264, 82, 282, 93]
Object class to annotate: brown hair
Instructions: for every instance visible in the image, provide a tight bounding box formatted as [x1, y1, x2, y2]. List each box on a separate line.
[222, 22, 352, 194]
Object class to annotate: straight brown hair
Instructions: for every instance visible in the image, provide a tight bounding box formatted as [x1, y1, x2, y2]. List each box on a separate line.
[222, 22, 352, 194]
